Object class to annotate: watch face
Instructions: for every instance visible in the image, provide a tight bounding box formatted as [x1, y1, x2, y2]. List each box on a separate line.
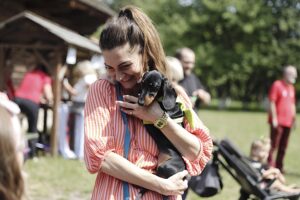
[154, 112, 168, 129]
[156, 121, 164, 128]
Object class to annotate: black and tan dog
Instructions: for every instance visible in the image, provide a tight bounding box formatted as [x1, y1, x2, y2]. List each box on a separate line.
[136, 70, 187, 198]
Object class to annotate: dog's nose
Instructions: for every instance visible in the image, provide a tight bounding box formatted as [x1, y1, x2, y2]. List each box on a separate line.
[138, 97, 144, 106]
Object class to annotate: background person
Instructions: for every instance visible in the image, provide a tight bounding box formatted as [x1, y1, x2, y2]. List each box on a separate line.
[175, 48, 211, 199]
[250, 138, 300, 194]
[57, 65, 77, 159]
[268, 65, 297, 172]
[0, 105, 25, 200]
[14, 64, 53, 157]
[175, 47, 211, 108]
[166, 56, 184, 83]
[71, 60, 97, 159]
[84, 6, 213, 200]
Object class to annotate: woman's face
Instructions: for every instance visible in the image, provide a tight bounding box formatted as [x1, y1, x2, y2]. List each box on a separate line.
[103, 43, 144, 90]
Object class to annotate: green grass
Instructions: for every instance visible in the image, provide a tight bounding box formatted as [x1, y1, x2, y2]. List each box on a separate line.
[24, 157, 96, 200]
[24, 110, 300, 199]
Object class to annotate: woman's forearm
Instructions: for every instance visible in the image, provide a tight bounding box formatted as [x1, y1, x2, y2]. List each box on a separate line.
[101, 151, 164, 194]
[161, 117, 200, 161]
[117, 96, 201, 161]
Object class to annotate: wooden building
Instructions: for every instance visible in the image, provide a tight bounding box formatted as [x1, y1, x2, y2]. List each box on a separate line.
[0, 11, 102, 155]
[0, 0, 115, 35]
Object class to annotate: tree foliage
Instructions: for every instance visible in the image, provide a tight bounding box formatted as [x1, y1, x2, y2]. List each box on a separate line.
[104, 0, 300, 101]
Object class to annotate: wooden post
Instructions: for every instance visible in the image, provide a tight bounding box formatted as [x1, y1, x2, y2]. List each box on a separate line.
[50, 52, 62, 156]
[0, 47, 4, 91]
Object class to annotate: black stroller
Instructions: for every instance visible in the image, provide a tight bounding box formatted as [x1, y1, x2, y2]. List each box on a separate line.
[211, 139, 300, 200]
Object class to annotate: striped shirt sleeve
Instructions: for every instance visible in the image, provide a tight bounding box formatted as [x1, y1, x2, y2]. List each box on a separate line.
[84, 80, 115, 174]
[176, 85, 213, 176]
[182, 110, 213, 176]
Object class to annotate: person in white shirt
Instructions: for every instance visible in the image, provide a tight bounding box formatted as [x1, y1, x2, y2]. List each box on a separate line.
[57, 66, 77, 159]
[71, 60, 97, 159]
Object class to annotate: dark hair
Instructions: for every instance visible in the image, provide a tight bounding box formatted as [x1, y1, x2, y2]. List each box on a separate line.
[100, 6, 168, 77]
[35, 63, 50, 75]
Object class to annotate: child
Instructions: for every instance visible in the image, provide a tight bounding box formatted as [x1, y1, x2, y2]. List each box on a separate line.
[250, 138, 300, 194]
[0, 106, 25, 200]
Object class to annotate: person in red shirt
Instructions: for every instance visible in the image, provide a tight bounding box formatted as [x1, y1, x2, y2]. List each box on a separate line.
[14, 64, 53, 157]
[268, 65, 297, 172]
[3, 66, 16, 100]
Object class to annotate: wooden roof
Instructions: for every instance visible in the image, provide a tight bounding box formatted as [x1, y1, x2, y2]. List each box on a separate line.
[0, 11, 101, 54]
[0, 0, 115, 35]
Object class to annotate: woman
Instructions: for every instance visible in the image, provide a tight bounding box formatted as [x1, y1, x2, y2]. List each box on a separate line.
[57, 65, 77, 159]
[84, 6, 213, 200]
[0, 106, 25, 200]
[14, 64, 53, 157]
[71, 60, 97, 159]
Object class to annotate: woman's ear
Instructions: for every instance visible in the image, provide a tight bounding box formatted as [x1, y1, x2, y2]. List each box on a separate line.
[161, 77, 177, 110]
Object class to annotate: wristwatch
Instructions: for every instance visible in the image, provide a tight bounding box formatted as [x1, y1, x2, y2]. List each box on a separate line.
[154, 112, 169, 129]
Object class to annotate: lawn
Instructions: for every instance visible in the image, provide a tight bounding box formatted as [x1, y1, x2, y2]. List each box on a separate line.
[24, 110, 300, 200]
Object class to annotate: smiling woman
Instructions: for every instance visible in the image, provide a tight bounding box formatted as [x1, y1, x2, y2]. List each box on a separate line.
[84, 5, 213, 200]
[103, 43, 143, 91]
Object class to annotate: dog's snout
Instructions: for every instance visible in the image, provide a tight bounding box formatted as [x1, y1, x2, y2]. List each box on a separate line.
[138, 97, 145, 106]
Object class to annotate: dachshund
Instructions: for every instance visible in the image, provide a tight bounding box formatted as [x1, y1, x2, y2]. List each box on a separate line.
[136, 70, 188, 199]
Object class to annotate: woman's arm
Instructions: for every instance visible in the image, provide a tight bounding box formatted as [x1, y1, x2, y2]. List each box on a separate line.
[43, 83, 53, 104]
[101, 151, 188, 196]
[117, 96, 203, 161]
[63, 79, 77, 96]
[161, 114, 200, 160]
[84, 80, 189, 196]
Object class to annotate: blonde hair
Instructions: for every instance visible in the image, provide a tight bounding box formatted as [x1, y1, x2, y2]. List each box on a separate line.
[0, 106, 24, 200]
[250, 138, 271, 160]
[100, 6, 169, 79]
[166, 56, 184, 82]
[73, 60, 96, 84]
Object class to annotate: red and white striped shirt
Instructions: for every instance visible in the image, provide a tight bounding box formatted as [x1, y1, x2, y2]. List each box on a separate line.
[84, 79, 213, 200]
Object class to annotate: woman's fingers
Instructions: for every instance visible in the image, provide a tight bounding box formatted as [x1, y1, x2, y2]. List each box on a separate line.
[121, 109, 133, 115]
[123, 95, 138, 103]
[116, 96, 163, 122]
[164, 170, 189, 195]
[116, 100, 137, 110]
[116, 95, 138, 110]
[177, 170, 189, 180]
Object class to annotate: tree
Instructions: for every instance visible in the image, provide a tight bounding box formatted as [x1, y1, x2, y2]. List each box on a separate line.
[103, 0, 300, 102]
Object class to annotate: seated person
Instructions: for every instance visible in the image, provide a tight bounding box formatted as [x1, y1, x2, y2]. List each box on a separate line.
[249, 138, 300, 194]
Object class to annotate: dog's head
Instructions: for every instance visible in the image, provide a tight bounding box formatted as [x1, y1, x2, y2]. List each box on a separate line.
[138, 70, 177, 110]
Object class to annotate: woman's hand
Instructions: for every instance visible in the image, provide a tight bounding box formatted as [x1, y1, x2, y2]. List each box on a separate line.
[158, 170, 189, 196]
[116, 95, 163, 123]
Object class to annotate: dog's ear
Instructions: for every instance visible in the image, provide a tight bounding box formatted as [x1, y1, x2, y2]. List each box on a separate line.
[161, 77, 177, 110]
[139, 71, 149, 83]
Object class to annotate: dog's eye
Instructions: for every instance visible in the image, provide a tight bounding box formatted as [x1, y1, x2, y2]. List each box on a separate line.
[149, 93, 156, 97]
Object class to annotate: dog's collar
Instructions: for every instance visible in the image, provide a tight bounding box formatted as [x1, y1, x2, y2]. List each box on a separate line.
[143, 116, 184, 125]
